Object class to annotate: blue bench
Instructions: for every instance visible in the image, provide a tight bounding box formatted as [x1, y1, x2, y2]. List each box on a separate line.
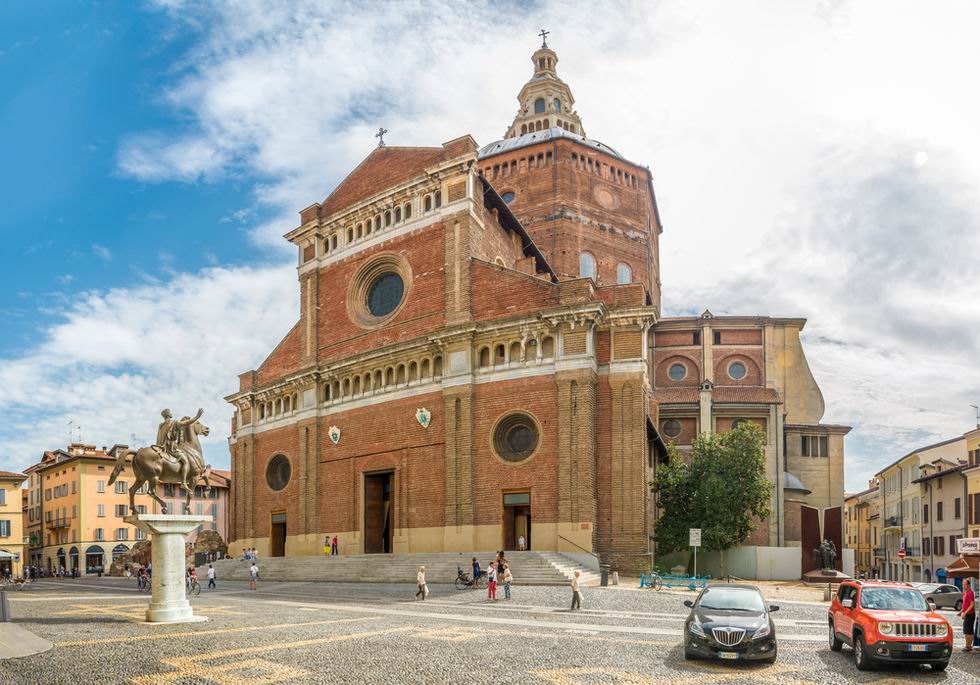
[639, 573, 710, 590]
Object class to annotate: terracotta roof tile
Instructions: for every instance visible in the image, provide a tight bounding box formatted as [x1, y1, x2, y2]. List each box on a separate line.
[654, 387, 700, 404]
[319, 146, 452, 219]
[0, 471, 27, 480]
[713, 386, 782, 404]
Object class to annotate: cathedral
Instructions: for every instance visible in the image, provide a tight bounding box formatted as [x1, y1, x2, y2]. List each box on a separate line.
[225, 40, 850, 573]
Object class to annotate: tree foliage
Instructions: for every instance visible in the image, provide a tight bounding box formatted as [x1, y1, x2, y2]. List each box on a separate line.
[653, 422, 773, 556]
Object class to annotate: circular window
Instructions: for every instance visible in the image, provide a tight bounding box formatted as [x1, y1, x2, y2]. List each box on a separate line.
[347, 254, 412, 329]
[668, 363, 687, 381]
[366, 272, 404, 317]
[501, 191, 516, 204]
[493, 413, 540, 463]
[728, 361, 748, 380]
[662, 419, 682, 439]
[266, 455, 291, 491]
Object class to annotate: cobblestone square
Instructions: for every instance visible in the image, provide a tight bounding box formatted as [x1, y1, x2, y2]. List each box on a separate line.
[2, 578, 979, 684]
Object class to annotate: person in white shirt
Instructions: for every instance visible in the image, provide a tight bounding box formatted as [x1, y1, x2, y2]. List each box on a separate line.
[502, 563, 514, 600]
[249, 563, 259, 590]
[416, 566, 428, 600]
[207, 564, 216, 590]
[570, 570, 582, 610]
[518, 535, 526, 551]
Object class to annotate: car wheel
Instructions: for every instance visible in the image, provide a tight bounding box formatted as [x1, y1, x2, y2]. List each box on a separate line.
[828, 622, 843, 652]
[955, 599, 963, 612]
[684, 649, 696, 661]
[932, 660, 949, 672]
[762, 647, 777, 664]
[854, 634, 873, 671]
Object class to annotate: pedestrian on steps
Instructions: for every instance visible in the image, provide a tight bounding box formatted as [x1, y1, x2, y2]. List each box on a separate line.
[518, 535, 526, 551]
[416, 566, 428, 600]
[487, 559, 497, 600]
[570, 570, 583, 611]
[331, 535, 339, 555]
[324, 536, 330, 556]
[502, 563, 513, 600]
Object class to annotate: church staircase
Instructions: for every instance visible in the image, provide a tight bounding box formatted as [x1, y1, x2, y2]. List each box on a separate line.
[209, 550, 599, 586]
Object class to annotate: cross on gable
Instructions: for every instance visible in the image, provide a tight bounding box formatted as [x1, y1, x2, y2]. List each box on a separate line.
[539, 28, 550, 48]
[375, 127, 388, 147]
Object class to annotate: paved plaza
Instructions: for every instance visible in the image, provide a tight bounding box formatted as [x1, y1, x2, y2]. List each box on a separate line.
[1, 579, 978, 684]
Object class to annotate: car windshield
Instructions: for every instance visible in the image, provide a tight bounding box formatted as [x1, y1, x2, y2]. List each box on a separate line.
[860, 588, 930, 611]
[697, 588, 765, 612]
[916, 584, 940, 593]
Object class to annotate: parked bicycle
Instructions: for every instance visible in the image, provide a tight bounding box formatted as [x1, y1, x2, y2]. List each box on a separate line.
[454, 566, 487, 590]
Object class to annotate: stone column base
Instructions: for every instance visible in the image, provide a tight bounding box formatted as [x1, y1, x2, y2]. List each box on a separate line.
[125, 514, 212, 625]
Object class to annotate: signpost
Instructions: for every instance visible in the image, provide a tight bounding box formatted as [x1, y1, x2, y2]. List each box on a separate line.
[957, 538, 980, 648]
[690, 528, 702, 578]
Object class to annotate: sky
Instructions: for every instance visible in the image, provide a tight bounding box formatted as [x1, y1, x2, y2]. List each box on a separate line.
[0, 0, 978, 491]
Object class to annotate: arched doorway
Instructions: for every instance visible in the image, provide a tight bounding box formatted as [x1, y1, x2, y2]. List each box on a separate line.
[111, 544, 129, 562]
[924, 568, 932, 582]
[56, 548, 65, 574]
[69, 546, 79, 575]
[85, 546, 105, 574]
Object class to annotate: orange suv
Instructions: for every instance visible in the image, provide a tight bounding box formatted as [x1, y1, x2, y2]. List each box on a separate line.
[828, 580, 952, 671]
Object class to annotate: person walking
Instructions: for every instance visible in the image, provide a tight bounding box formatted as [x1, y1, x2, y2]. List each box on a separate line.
[487, 559, 497, 601]
[471, 557, 481, 586]
[249, 562, 259, 591]
[961, 578, 975, 652]
[502, 563, 513, 600]
[331, 536, 339, 556]
[570, 570, 583, 611]
[207, 564, 216, 590]
[416, 566, 428, 600]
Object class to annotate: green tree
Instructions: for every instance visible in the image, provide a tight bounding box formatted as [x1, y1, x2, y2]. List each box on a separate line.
[653, 422, 773, 564]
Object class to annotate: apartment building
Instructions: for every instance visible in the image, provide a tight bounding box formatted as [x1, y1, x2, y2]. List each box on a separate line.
[148, 469, 230, 542]
[844, 482, 878, 576]
[29, 443, 152, 575]
[0, 471, 27, 578]
[914, 456, 970, 585]
[966, 427, 980, 540]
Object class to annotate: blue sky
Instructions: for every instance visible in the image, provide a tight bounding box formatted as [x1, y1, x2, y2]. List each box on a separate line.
[0, 2, 274, 355]
[0, 0, 978, 487]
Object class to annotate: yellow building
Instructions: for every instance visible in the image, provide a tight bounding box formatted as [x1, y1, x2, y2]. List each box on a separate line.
[0, 471, 27, 578]
[844, 482, 879, 576]
[31, 443, 150, 575]
[966, 427, 980, 539]
[875, 436, 965, 582]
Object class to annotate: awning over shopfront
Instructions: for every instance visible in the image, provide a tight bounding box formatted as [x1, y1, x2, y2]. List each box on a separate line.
[946, 555, 979, 578]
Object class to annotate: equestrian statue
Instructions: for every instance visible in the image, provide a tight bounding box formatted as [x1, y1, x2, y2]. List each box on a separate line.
[108, 408, 212, 515]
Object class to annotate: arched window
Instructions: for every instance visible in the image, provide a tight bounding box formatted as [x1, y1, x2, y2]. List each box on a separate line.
[579, 252, 597, 280]
[553, 98, 561, 112]
[404, 203, 412, 219]
[543, 118, 549, 128]
[408, 361, 418, 382]
[521, 124, 527, 135]
[478, 347, 490, 368]
[501, 191, 515, 204]
[434, 191, 442, 208]
[424, 195, 432, 212]
[374, 370, 383, 390]
[394, 207, 401, 223]
[509, 341, 522, 363]
[534, 98, 545, 113]
[494, 344, 506, 364]
[541, 336, 555, 359]
[420, 358, 431, 378]
[384, 211, 392, 227]
[617, 263, 632, 284]
[569, 124, 576, 133]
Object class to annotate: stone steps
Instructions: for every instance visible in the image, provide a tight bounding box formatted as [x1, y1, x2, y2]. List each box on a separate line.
[209, 551, 596, 586]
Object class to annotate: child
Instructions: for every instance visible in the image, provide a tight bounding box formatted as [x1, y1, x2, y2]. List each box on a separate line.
[249, 562, 259, 590]
[487, 559, 497, 600]
[570, 570, 582, 610]
[416, 566, 428, 600]
[502, 563, 513, 600]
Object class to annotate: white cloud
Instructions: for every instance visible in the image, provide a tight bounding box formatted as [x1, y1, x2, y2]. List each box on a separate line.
[8, 0, 977, 488]
[91, 243, 112, 261]
[0, 265, 296, 471]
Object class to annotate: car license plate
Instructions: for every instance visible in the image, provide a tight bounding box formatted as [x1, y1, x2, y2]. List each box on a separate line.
[718, 651, 738, 660]
[907, 644, 928, 653]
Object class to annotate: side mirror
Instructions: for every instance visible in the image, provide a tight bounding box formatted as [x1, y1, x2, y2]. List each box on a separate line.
[683, 600, 693, 608]
[841, 599, 853, 609]
[769, 604, 780, 612]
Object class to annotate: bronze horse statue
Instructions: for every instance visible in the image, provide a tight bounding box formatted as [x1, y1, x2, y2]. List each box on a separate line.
[108, 411, 212, 515]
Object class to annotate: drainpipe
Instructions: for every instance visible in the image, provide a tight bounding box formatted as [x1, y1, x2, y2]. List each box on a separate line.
[928, 482, 934, 581]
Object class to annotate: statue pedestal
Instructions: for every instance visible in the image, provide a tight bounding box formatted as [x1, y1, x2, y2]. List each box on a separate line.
[124, 514, 211, 624]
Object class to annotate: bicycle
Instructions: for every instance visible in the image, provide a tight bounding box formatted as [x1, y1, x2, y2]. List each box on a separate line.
[137, 576, 150, 592]
[454, 567, 487, 590]
[187, 580, 201, 596]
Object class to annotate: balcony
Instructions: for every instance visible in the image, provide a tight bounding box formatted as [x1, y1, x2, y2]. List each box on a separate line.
[46, 516, 73, 530]
[883, 516, 901, 530]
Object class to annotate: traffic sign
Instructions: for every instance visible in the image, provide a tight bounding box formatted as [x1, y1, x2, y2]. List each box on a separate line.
[897, 548, 906, 559]
[689, 528, 702, 547]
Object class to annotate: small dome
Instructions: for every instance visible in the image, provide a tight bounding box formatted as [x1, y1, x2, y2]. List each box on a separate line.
[479, 127, 626, 161]
[784, 472, 811, 495]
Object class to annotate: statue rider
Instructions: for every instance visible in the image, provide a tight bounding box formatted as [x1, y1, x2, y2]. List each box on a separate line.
[156, 408, 202, 490]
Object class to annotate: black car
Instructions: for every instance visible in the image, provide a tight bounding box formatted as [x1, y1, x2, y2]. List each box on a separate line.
[684, 584, 779, 663]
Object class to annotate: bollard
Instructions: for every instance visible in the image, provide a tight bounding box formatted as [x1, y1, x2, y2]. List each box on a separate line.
[0, 588, 9, 622]
[612, 571, 619, 586]
[600, 564, 610, 587]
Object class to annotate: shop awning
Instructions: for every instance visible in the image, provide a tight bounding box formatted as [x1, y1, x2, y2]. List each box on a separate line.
[0, 550, 15, 559]
[946, 555, 980, 578]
